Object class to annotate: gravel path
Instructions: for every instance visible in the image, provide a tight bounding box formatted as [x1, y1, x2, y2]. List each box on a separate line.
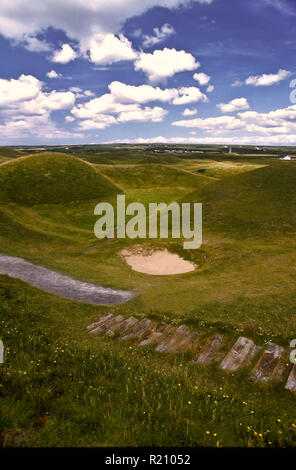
[0, 254, 136, 305]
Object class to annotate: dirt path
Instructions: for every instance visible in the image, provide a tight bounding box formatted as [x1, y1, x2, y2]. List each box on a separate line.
[0, 254, 136, 305]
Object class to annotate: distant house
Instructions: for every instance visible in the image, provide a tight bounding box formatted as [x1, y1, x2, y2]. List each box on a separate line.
[279, 155, 292, 161]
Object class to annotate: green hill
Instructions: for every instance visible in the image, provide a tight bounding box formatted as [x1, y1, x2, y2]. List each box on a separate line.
[0, 147, 23, 159]
[184, 162, 296, 237]
[0, 152, 120, 206]
[100, 164, 212, 189]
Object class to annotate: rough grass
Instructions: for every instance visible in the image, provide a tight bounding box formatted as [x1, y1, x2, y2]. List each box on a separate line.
[100, 163, 212, 189]
[1, 277, 296, 447]
[184, 162, 296, 238]
[0, 153, 120, 206]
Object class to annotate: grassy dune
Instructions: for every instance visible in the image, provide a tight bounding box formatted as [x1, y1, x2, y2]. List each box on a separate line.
[1, 151, 296, 446]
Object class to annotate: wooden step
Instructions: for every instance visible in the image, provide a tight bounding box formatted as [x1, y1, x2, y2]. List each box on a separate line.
[250, 342, 287, 383]
[285, 364, 296, 391]
[220, 337, 260, 371]
[105, 316, 138, 336]
[120, 318, 152, 341]
[194, 333, 224, 365]
[86, 313, 114, 330]
[89, 314, 123, 334]
[155, 325, 198, 352]
[139, 322, 173, 346]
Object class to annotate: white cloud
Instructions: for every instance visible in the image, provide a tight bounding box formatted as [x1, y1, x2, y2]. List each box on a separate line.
[117, 106, 167, 123]
[142, 23, 175, 48]
[108, 81, 178, 104]
[0, 74, 75, 120]
[172, 86, 207, 105]
[0, 74, 42, 106]
[232, 80, 243, 87]
[0, 114, 84, 143]
[245, 69, 291, 86]
[207, 84, 214, 93]
[71, 80, 210, 130]
[52, 44, 78, 64]
[217, 97, 250, 113]
[72, 94, 139, 118]
[172, 115, 244, 133]
[78, 115, 117, 129]
[22, 35, 51, 53]
[182, 108, 198, 116]
[134, 48, 200, 83]
[65, 115, 75, 122]
[0, 1, 212, 45]
[102, 134, 296, 146]
[10, 90, 75, 116]
[72, 82, 207, 122]
[193, 72, 210, 86]
[88, 34, 137, 65]
[172, 104, 296, 137]
[46, 70, 61, 79]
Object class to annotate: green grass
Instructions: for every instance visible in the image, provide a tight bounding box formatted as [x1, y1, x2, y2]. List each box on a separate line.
[1, 277, 296, 447]
[100, 163, 212, 189]
[1, 150, 296, 447]
[0, 152, 120, 205]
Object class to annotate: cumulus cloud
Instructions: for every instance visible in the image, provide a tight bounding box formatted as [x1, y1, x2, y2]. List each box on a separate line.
[46, 70, 61, 79]
[0, 74, 42, 106]
[0, 114, 84, 144]
[142, 23, 175, 48]
[193, 72, 211, 86]
[245, 69, 291, 87]
[217, 97, 250, 113]
[172, 104, 296, 137]
[207, 84, 214, 93]
[134, 48, 200, 83]
[71, 88, 168, 129]
[172, 115, 244, 133]
[172, 87, 207, 105]
[71, 80, 208, 131]
[108, 81, 178, 104]
[117, 106, 167, 123]
[78, 115, 117, 130]
[22, 35, 51, 53]
[0, 1, 212, 45]
[0, 74, 76, 136]
[88, 34, 137, 65]
[182, 108, 198, 116]
[52, 44, 78, 64]
[65, 115, 75, 122]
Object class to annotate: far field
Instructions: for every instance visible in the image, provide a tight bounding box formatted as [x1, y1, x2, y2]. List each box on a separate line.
[1, 144, 296, 447]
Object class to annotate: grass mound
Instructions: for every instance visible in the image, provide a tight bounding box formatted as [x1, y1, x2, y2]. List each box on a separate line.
[0, 152, 120, 206]
[139, 155, 181, 164]
[101, 164, 211, 189]
[184, 162, 296, 237]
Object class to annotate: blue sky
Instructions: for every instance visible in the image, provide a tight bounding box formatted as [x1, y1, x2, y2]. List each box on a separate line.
[0, 0, 296, 145]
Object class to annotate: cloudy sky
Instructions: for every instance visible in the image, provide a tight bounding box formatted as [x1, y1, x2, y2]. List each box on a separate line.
[0, 0, 295, 145]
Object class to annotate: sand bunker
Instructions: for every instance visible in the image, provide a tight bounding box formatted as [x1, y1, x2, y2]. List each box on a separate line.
[121, 247, 195, 275]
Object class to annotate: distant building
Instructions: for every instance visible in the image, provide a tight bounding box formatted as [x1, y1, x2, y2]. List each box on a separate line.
[279, 155, 292, 161]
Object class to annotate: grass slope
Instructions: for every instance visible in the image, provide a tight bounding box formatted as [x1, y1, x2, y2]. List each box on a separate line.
[0, 153, 120, 206]
[1, 277, 296, 447]
[184, 162, 296, 237]
[100, 163, 212, 189]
